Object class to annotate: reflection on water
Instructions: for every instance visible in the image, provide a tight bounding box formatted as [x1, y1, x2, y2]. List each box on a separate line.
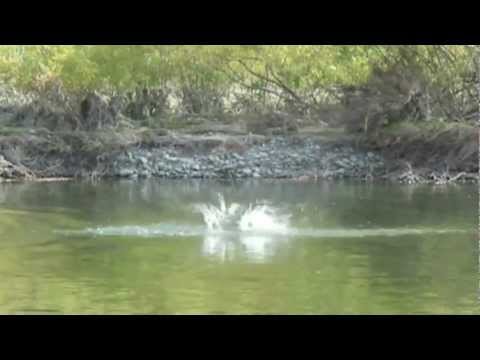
[0, 179, 478, 314]
[237, 233, 282, 262]
[201, 232, 287, 263]
[202, 234, 234, 262]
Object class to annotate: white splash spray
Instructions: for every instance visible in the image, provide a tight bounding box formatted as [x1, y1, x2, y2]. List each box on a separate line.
[194, 194, 290, 234]
[194, 194, 242, 231]
[238, 204, 290, 233]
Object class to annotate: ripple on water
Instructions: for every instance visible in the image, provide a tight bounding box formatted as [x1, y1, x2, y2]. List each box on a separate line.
[55, 193, 470, 239]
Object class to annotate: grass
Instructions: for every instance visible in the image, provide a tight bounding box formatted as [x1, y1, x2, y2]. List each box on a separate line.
[378, 120, 477, 148]
[366, 119, 478, 171]
[0, 126, 30, 136]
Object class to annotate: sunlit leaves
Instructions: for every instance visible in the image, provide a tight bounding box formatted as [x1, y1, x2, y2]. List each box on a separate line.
[0, 45, 475, 112]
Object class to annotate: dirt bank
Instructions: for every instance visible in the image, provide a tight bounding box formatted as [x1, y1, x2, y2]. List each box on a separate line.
[0, 123, 477, 184]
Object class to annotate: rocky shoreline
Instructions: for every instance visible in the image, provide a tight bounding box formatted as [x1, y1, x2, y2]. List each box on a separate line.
[1, 133, 477, 184]
[108, 136, 384, 181]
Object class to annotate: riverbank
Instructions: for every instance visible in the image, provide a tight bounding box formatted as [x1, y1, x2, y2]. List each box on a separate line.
[0, 124, 477, 184]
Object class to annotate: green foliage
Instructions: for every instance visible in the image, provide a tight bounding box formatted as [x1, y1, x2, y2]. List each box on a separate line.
[0, 45, 476, 118]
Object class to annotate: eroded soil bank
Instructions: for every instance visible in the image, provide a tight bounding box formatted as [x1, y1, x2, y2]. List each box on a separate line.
[0, 123, 477, 184]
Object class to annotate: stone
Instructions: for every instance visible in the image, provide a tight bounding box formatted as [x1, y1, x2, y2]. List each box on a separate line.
[118, 168, 136, 177]
[243, 168, 253, 176]
[138, 170, 151, 178]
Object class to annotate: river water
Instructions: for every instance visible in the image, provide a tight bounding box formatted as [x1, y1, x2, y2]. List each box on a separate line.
[0, 180, 478, 314]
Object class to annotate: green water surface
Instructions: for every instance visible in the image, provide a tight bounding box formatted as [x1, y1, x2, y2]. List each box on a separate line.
[0, 180, 477, 314]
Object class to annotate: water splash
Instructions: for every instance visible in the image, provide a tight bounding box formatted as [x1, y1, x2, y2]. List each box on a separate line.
[238, 204, 290, 233]
[194, 194, 242, 231]
[194, 194, 290, 234]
